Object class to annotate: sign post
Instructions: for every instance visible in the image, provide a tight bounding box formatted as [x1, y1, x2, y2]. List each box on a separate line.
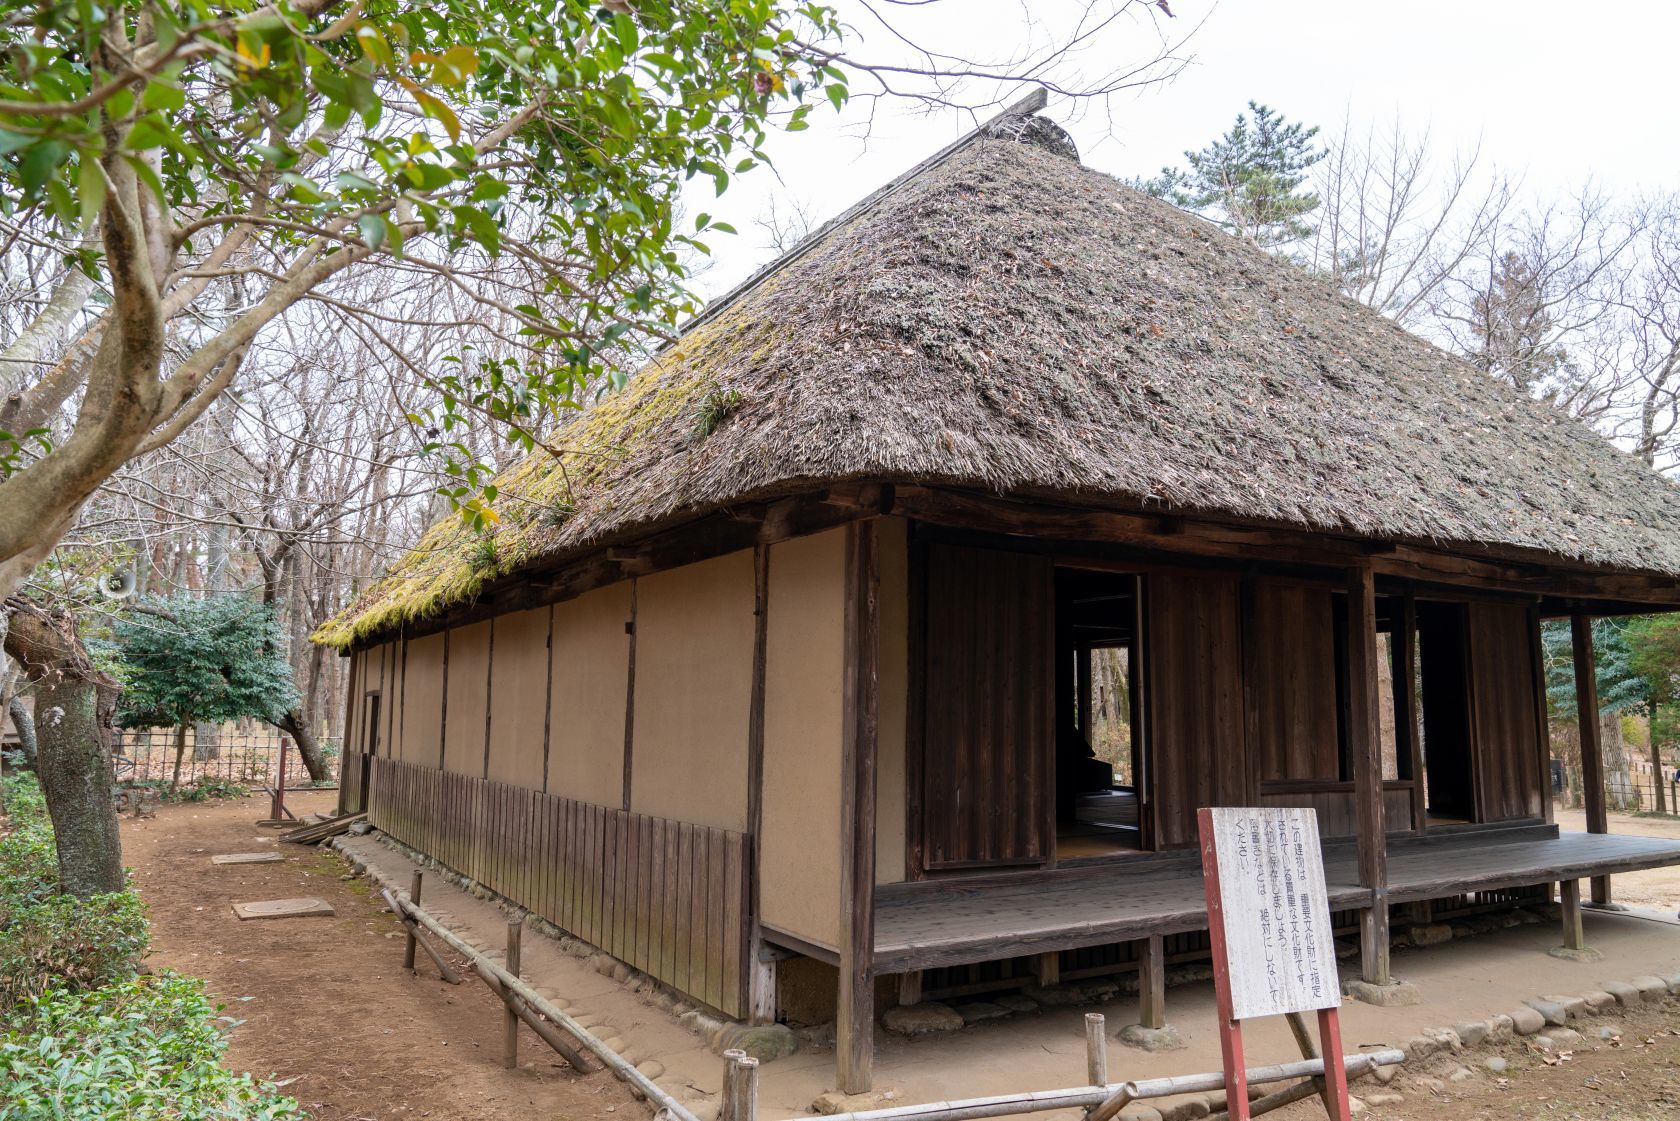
[1197, 806, 1349, 1121]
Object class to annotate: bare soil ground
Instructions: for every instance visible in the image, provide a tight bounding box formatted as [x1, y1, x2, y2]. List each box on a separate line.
[123, 791, 635, 1120]
[1556, 806, 1680, 913]
[1310, 1002, 1680, 1121]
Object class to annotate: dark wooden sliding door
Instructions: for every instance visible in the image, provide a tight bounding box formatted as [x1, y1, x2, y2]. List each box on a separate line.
[921, 544, 1054, 870]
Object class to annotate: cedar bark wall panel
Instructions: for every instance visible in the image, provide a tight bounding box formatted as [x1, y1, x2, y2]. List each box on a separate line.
[1469, 601, 1544, 821]
[548, 583, 632, 804]
[485, 606, 550, 790]
[922, 544, 1053, 869]
[442, 621, 492, 776]
[1250, 581, 1340, 783]
[630, 550, 755, 832]
[366, 755, 751, 1018]
[1146, 569, 1246, 848]
[401, 632, 446, 767]
[760, 529, 845, 947]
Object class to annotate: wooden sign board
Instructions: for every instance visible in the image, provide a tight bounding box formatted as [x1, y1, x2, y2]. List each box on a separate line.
[1198, 806, 1350, 1121]
[1203, 807, 1340, 1020]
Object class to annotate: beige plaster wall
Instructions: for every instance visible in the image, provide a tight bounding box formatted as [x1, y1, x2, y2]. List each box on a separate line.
[442, 621, 491, 776]
[876, 517, 908, 884]
[629, 549, 754, 833]
[485, 606, 552, 790]
[548, 583, 633, 806]
[400, 632, 446, 767]
[759, 529, 844, 948]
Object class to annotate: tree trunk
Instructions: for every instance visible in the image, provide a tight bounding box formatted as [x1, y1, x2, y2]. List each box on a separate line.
[9, 692, 37, 765]
[1603, 709, 1635, 811]
[275, 707, 329, 782]
[1652, 703, 1668, 814]
[33, 670, 125, 898]
[192, 719, 220, 761]
[169, 722, 188, 795]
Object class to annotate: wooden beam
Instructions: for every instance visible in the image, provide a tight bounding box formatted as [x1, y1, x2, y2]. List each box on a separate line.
[1572, 614, 1611, 905]
[1560, 879, 1586, 951]
[621, 579, 638, 811]
[837, 519, 881, 1095]
[1346, 564, 1391, 985]
[1139, 933, 1167, 1031]
[745, 544, 772, 1024]
[1396, 595, 1426, 834]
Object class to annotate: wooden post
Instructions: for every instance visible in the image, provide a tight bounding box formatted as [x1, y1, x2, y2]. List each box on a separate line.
[1346, 565, 1390, 985]
[1396, 595, 1427, 834]
[503, 919, 522, 1069]
[403, 870, 422, 971]
[1035, 951, 1061, 987]
[1571, 614, 1612, 905]
[837, 520, 881, 1095]
[1560, 879, 1586, 952]
[719, 1049, 749, 1121]
[1085, 1013, 1108, 1086]
[1139, 934, 1167, 1031]
[897, 970, 924, 1007]
[748, 951, 778, 1025]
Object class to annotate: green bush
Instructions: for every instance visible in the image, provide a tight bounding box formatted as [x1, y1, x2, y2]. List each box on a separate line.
[0, 891, 150, 1007]
[0, 775, 149, 1009]
[0, 974, 303, 1121]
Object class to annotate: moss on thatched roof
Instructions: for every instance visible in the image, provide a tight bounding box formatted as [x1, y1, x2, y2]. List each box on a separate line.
[316, 112, 1680, 649]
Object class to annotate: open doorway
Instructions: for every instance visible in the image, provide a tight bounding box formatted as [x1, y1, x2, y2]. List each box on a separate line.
[1055, 567, 1144, 858]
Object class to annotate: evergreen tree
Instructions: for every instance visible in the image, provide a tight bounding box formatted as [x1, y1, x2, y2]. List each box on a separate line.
[1137, 101, 1324, 250]
[110, 595, 300, 794]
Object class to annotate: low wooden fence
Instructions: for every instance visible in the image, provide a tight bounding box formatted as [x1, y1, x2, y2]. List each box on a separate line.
[367, 755, 751, 1018]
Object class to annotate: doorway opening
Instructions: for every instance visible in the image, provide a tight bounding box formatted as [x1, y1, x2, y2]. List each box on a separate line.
[1055, 567, 1144, 858]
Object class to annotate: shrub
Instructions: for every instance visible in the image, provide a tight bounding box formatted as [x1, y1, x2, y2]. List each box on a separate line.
[0, 775, 149, 1009]
[0, 891, 150, 1007]
[0, 974, 303, 1121]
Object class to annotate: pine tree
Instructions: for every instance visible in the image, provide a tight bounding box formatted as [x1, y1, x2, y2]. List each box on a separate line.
[1137, 101, 1324, 250]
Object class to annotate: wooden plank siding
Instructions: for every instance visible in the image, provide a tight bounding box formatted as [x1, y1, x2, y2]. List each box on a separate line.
[920, 544, 1054, 869]
[367, 755, 752, 1017]
[1144, 569, 1248, 848]
[1468, 601, 1547, 822]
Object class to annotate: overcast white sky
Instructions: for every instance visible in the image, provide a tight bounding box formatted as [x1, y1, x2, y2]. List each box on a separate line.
[688, 0, 1680, 297]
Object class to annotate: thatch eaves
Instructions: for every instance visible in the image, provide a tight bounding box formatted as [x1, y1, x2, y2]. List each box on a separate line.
[315, 110, 1680, 649]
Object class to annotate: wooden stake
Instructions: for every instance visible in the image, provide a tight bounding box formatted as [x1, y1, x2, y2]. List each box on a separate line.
[724, 1051, 760, 1121]
[504, 919, 523, 1069]
[381, 888, 461, 984]
[1085, 1013, 1108, 1086]
[719, 1048, 748, 1121]
[403, 871, 422, 971]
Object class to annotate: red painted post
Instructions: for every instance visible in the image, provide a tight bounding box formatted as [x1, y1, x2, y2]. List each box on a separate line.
[1197, 808, 1250, 1121]
[1316, 1007, 1352, 1121]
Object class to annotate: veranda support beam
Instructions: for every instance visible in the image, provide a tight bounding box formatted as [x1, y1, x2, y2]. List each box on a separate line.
[1572, 614, 1612, 906]
[1346, 564, 1391, 985]
[837, 519, 882, 1094]
[1560, 879, 1586, 952]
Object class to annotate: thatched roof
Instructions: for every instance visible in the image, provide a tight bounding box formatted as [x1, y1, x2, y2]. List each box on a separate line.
[316, 105, 1680, 649]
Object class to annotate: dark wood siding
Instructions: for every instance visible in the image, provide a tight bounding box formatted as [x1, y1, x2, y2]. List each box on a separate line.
[1469, 601, 1545, 822]
[921, 544, 1054, 870]
[1250, 580, 1340, 783]
[1145, 569, 1247, 847]
[368, 755, 750, 1017]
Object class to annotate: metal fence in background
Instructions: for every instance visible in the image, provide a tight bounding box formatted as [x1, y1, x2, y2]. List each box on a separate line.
[114, 726, 337, 791]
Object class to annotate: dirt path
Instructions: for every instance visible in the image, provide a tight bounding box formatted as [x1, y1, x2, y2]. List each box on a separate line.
[124, 791, 636, 1121]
